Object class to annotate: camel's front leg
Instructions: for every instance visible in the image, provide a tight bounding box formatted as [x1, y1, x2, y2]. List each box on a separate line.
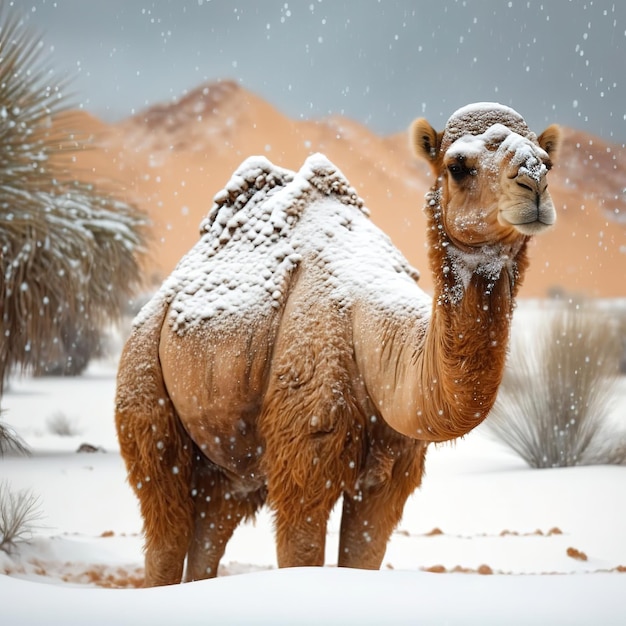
[273, 500, 337, 567]
[259, 319, 362, 568]
[269, 449, 345, 567]
[338, 443, 427, 569]
[263, 433, 347, 568]
[185, 464, 265, 581]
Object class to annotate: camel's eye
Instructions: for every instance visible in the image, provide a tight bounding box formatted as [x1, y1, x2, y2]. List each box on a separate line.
[447, 159, 475, 182]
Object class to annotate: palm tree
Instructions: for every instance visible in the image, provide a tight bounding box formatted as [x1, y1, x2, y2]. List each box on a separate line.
[0, 10, 146, 397]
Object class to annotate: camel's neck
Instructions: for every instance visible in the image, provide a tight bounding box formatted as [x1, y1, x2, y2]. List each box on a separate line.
[383, 189, 529, 442]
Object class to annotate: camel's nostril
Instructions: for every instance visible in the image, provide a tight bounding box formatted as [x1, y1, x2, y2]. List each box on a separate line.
[517, 182, 533, 193]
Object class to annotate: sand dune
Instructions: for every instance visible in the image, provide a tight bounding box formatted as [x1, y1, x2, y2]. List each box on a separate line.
[65, 81, 626, 298]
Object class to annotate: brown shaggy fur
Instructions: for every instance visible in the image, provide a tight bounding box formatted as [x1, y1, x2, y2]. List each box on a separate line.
[115, 104, 560, 586]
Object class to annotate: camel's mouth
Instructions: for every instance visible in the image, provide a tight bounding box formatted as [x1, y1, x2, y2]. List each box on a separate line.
[511, 218, 555, 236]
[499, 198, 557, 235]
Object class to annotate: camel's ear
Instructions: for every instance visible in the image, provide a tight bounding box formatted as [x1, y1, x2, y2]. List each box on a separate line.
[538, 124, 561, 162]
[410, 118, 442, 163]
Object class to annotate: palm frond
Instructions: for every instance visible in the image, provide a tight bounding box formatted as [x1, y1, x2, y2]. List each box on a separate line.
[0, 8, 147, 391]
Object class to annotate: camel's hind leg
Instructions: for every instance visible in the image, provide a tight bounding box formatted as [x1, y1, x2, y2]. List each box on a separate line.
[185, 458, 265, 581]
[338, 442, 428, 569]
[115, 318, 194, 587]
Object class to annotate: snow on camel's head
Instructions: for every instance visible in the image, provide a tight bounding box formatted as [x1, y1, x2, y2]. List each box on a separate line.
[409, 102, 560, 247]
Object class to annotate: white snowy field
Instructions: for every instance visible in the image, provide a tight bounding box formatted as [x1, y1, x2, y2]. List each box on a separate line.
[1, 310, 626, 625]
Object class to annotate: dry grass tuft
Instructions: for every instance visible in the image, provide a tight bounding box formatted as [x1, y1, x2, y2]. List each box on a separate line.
[487, 302, 625, 468]
[0, 482, 42, 555]
[46, 412, 81, 437]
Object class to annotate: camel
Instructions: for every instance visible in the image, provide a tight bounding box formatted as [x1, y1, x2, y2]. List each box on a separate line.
[115, 102, 560, 586]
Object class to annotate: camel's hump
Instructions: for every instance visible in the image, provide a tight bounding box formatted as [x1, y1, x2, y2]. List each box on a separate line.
[136, 153, 424, 335]
[201, 153, 368, 248]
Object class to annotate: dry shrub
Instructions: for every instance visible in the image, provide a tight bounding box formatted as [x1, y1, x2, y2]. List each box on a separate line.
[0, 482, 42, 555]
[46, 412, 80, 437]
[487, 303, 625, 468]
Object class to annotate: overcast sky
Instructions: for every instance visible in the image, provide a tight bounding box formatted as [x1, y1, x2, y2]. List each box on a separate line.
[21, 0, 626, 143]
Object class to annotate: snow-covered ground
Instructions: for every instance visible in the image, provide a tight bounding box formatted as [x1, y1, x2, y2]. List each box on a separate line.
[1, 309, 626, 625]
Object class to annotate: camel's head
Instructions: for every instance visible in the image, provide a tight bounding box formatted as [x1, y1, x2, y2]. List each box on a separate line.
[410, 103, 560, 247]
